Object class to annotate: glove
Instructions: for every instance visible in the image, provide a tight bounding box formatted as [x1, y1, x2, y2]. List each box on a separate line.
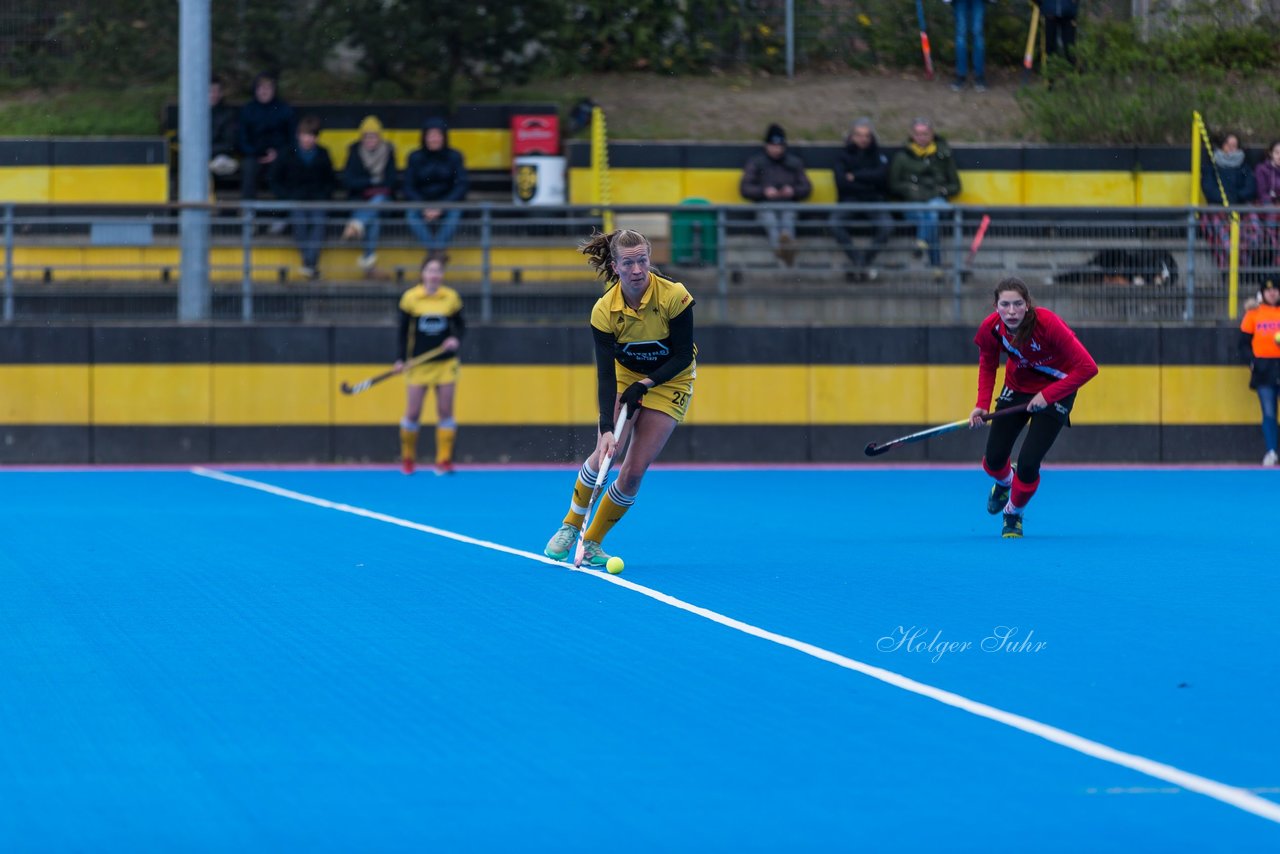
[618, 381, 649, 414]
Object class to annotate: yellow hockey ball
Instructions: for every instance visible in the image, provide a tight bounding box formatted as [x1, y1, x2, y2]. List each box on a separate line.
[606, 556, 625, 575]
[1273, 331, 1280, 345]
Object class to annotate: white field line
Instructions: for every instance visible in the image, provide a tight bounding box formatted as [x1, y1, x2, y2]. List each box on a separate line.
[191, 466, 1280, 826]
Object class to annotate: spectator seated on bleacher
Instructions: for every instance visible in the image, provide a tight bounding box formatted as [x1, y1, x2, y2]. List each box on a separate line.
[402, 117, 469, 254]
[340, 114, 399, 276]
[271, 115, 336, 281]
[831, 118, 893, 281]
[1254, 140, 1280, 269]
[239, 71, 297, 233]
[739, 123, 811, 267]
[1200, 131, 1262, 272]
[208, 74, 239, 180]
[889, 117, 961, 275]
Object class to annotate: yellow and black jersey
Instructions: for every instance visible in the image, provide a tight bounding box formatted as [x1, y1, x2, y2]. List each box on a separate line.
[589, 272, 696, 430]
[590, 273, 697, 380]
[397, 284, 465, 361]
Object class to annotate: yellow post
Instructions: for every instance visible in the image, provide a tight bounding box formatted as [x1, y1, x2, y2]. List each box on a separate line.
[1190, 111, 1202, 206]
[590, 106, 613, 234]
[1228, 212, 1240, 319]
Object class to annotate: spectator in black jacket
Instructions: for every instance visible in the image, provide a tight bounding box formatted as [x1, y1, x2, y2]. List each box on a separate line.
[739, 123, 812, 266]
[271, 115, 336, 280]
[341, 114, 398, 275]
[403, 117, 469, 252]
[239, 72, 296, 232]
[208, 75, 239, 179]
[1200, 130, 1263, 271]
[830, 118, 893, 280]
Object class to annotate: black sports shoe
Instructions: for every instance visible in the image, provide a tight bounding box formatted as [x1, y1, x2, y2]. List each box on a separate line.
[987, 482, 1011, 515]
[1002, 512, 1023, 539]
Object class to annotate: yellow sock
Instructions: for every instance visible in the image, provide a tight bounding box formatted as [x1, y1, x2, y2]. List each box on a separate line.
[561, 461, 599, 528]
[399, 427, 419, 461]
[584, 486, 635, 543]
[435, 426, 457, 465]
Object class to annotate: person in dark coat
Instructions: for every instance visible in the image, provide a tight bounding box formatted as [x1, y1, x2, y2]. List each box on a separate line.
[238, 72, 296, 205]
[1200, 131, 1262, 271]
[830, 118, 894, 279]
[208, 75, 239, 179]
[271, 115, 336, 279]
[402, 117, 469, 252]
[739, 123, 812, 266]
[1035, 0, 1080, 65]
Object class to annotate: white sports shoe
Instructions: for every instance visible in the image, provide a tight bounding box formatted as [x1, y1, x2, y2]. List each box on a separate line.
[1264, 450, 1278, 467]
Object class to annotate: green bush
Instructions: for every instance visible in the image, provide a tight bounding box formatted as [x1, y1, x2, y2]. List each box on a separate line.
[1018, 7, 1280, 144]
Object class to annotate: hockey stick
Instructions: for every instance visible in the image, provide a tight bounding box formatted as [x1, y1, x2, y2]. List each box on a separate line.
[339, 343, 449, 395]
[967, 214, 992, 266]
[864, 403, 1030, 457]
[915, 0, 935, 81]
[573, 403, 631, 568]
[1022, 4, 1041, 86]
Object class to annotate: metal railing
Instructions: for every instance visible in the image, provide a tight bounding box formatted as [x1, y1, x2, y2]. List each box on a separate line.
[1, 201, 1273, 325]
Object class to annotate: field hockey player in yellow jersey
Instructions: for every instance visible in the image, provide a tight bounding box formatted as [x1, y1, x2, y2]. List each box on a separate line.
[544, 228, 697, 568]
[394, 253, 465, 475]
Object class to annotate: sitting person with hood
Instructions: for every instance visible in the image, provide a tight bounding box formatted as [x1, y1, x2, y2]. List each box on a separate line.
[402, 117, 470, 252]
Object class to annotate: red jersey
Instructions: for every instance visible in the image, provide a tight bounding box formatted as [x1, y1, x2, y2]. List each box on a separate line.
[973, 308, 1099, 407]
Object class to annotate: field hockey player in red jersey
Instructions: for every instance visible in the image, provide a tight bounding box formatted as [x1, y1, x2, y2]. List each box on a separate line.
[969, 277, 1099, 538]
[543, 228, 697, 568]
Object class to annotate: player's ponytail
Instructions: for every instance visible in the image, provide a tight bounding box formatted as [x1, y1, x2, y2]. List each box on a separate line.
[995, 277, 1038, 346]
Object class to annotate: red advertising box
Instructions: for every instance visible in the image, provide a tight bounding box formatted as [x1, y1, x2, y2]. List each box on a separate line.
[511, 114, 560, 156]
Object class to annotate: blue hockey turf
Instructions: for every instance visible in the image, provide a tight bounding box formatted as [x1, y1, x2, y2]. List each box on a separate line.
[1, 466, 1277, 849]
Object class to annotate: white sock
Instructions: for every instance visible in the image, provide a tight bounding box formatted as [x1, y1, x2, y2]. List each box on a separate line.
[1003, 501, 1023, 516]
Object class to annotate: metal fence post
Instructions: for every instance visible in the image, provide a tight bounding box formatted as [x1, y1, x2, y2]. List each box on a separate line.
[1184, 208, 1197, 322]
[3, 204, 14, 323]
[241, 206, 255, 322]
[951, 206, 965, 323]
[716, 207, 728, 323]
[480, 203, 493, 323]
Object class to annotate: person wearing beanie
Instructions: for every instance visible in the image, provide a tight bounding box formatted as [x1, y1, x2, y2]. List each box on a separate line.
[830, 117, 893, 281]
[739, 123, 812, 266]
[341, 114, 398, 276]
[402, 117, 470, 252]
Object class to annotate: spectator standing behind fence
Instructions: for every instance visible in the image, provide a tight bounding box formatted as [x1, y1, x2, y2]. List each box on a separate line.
[1200, 131, 1262, 272]
[1239, 276, 1280, 466]
[739, 123, 812, 267]
[271, 116, 336, 281]
[238, 73, 296, 234]
[831, 118, 893, 281]
[889, 117, 960, 275]
[341, 115, 398, 277]
[403, 118, 469, 253]
[208, 75, 239, 181]
[1255, 140, 1280, 268]
[945, 0, 990, 92]
[1036, 0, 1080, 65]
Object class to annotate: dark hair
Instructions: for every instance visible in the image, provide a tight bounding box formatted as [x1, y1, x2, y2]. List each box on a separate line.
[211, 74, 225, 87]
[578, 229, 652, 282]
[297, 115, 321, 136]
[1269, 140, 1280, 155]
[994, 277, 1037, 346]
[421, 251, 448, 270]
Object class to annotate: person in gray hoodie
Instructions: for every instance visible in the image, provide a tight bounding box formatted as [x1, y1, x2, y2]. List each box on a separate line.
[402, 117, 470, 252]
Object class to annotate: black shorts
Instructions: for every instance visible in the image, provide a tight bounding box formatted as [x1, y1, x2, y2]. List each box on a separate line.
[995, 386, 1077, 427]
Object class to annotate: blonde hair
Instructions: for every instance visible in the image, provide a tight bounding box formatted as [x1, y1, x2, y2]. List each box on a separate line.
[578, 229, 652, 282]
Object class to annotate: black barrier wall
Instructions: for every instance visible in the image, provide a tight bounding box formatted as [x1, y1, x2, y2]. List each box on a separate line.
[0, 324, 1257, 464]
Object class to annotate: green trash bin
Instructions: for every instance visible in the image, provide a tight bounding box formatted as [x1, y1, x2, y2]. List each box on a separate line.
[670, 198, 718, 265]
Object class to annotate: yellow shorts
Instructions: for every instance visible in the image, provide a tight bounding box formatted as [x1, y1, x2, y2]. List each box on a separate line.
[616, 364, 695, 424]
[406, 357, 460, 387]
